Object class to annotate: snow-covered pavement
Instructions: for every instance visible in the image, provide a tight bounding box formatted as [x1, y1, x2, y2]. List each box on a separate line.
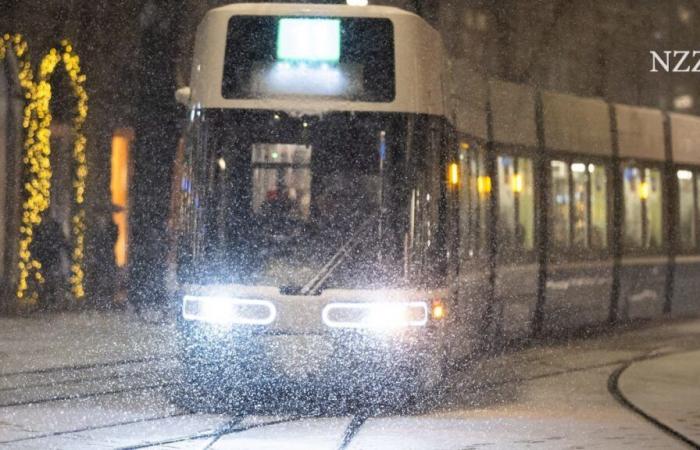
[0, 311, 699, 449]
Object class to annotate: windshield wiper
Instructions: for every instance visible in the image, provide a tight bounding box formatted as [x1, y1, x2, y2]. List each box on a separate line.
[297, 213, 379, 296]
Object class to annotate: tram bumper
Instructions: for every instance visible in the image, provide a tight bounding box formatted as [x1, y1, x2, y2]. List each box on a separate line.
[177, 286, 448, 392]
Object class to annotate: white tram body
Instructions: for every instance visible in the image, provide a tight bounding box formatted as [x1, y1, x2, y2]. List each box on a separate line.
[188, 3, 445, 115]
[170, 3, 462, 403]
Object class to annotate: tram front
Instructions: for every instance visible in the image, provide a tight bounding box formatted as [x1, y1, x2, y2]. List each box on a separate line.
[170, 4, 455, 408]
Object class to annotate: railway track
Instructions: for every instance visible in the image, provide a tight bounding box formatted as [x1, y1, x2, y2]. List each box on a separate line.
[0, 343, 696, 449]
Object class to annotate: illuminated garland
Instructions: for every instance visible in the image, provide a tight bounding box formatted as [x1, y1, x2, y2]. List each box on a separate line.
[1, 34, 46, 305]
[47, 41, 88, 299]
[1, 35, 88, 303]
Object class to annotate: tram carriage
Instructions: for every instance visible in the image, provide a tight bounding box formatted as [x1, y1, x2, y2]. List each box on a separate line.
[168, 2, 700, 409]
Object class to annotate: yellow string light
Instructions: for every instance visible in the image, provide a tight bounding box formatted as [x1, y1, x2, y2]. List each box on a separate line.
[54, 40, 88, 299]
[1, 34, 45, 305]
[1, 35, 88, 303]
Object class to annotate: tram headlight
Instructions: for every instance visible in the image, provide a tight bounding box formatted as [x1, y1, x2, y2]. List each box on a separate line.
[322, 302, 428, 330]
[182, 295, 277, 326]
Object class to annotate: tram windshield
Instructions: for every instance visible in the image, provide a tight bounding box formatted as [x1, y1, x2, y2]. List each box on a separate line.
[187, 110, 407, 291]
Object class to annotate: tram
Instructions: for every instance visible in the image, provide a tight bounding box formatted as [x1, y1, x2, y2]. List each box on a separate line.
[168, 3, 462, 407]
[169, 2, 700, 410]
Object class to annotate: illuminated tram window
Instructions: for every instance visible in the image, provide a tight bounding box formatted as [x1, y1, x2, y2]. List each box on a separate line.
[458, 143, 488, 258]
[251, 144, 312, 221]
[623, 164, 663, 250]
[590, 164, 607, 249]
[550, 160, 570, 249]
[550, 160, 607, 251]
[646, 168, 664, 249]
[678, 170, 696, 251]
[571, 163, 589, 248]
[497, 155, 534, 252]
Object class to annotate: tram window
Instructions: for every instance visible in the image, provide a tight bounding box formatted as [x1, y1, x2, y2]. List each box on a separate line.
[458, 143, 488, 257]
[497, 155, 534, 252]
[590, 164, 607, 249]
[550, 160, 608, 252]
[623, 164, 664, 251]
[623, 166, 643, 247]
[646, 168, 663, 249]
[517, 158, 535, 250]
[571, 163, 589, 248]
[550, 160, 570, 248]
[677, 170, 696, 251]
[251, 144, 312, 221]
[497, 156, 516, 243]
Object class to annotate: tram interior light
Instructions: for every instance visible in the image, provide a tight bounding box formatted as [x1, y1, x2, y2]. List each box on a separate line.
[639, 181, 650, 200]
[448, 163, 459, 187]
[512, 173, 523, 193]
[678, 169, 693, 180]
[477, 175, 492, 196]
[277, 18, 340, 63]
[571, 163, 587, 173]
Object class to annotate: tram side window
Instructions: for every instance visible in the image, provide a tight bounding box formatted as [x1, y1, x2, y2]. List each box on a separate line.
[550, 160, 570, 248]
[646, 169, 663, 249]
[571, 163, 589, 247]
[590, 164, 608, 249]
[458, 143, 488, 258]
[622, 165, 663, 251]
[496, 155, 534, 253]
[677, 170, 696, 251]
[550, 160, 608, 252]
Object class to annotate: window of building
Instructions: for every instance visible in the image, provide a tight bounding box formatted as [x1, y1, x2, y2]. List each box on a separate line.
[678, 170, 696, 251]
[497, 155, 534, 253]
[550, 160, 608, 252]
[622, 164, 663, 251]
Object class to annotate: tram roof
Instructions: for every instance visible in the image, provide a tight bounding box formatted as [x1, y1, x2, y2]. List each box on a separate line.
[189, 3, 446, 116]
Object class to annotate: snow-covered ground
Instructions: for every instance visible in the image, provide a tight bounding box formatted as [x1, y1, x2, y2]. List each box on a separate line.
[0, 310, 699, 449]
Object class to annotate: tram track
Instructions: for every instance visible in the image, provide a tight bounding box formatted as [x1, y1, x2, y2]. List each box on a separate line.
[0, 411, 192, 445]
[0, 355, 174, 379]
[0, 360, 177, 393]
[337, 411, 370, 450]
[0, 343, 693, 448]
[0, 381, 175, 409]
[121, 415, 309, 449]
[0, 355, 178, 408]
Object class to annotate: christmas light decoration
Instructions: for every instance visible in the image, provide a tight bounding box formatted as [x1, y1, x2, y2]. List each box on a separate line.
[1, 35, 88, 304]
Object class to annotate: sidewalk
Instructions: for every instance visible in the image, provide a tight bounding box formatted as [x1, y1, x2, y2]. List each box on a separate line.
[0, 310, 176, 374]
[617, 350, 700, 446]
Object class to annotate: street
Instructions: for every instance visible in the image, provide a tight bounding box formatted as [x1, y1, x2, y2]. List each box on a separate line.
[0, 312, 698, 449]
